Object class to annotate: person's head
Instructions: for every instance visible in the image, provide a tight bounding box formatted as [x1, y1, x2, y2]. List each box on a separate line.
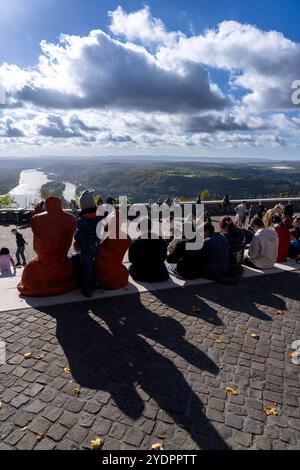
[272, 214, 283, 226]
[11, 228, 17, 235]
[96, 197, 103, 206]
[106, 196, 116, 206]
[290, 229, 298, 241]
[293, 217, 300, 228]
[274, 204, 284, 215]
[0, 247, 10, 256]
[288, 200, 292, 205]
[220, 216, 239, 236]
[243, 201, 247, 205]
[79, 190, 96, 211]
[204, 222, 215, 238]
[250, 217, 265, 232]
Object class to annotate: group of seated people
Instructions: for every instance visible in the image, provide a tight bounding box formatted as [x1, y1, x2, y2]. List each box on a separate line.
[16, 194, 300, 298]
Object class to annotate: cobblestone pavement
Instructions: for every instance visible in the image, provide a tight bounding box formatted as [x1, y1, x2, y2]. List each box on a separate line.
[0, 271, 299, 450]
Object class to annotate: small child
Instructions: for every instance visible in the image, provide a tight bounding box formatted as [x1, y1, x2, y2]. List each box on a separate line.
[11, 228, 27, 267]
[0, 248, 16, 275]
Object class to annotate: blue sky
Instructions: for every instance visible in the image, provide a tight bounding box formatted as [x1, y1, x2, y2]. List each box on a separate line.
[0, 0, 300, 158]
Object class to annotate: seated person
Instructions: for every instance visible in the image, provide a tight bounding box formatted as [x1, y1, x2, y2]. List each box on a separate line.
[0, 247, 16, 276]
[167, 223, 230, 280]
[263, 204, 284, 228]
[272, 215, 291, 262]
[95, 209, 131, 290]
[292, 216, 300, 241]
[129, 217, 169, 283]
[289, 229, 300, 259]
[18, 197, 77, 297]
[243, 217, 278, 270]
[219, 217, 253, 274]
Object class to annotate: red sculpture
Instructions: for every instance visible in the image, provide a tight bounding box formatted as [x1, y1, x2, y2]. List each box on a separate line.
[18, 197, 77, 297]
[95, 210, 131, 290]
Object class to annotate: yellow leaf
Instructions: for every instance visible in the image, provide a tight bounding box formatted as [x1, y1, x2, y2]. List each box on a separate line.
[74, 387, 81, 396]
[225, 387, 239, 396]
[219, 364, 224, 370]
[181, 336, 188, 342]
[214, 338, 223, 344]
[36, 433, 46, 442]
[251, 333, 259, 339]
[35, 354, 45, 360]
[264, 406, 278, 416]
[151, 443, 165, 451]
[21, 427, 27, 432]
[90, 438, 104, 450]
[288, 352, 295, 359]
[63, 367, 71, 374]
[275, 310, 285, 316]
[24, 352, 32, 359]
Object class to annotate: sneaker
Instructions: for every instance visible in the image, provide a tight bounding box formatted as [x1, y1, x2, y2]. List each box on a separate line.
[15, 263, 22, 268]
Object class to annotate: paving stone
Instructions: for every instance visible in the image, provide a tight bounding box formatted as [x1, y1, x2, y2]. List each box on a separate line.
[225, 414, 244, 430]
[47, 423, 68, 442]
[28, 416, 52, 434]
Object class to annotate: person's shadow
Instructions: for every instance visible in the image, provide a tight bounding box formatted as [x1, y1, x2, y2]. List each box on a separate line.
[38, 294, 229, 450]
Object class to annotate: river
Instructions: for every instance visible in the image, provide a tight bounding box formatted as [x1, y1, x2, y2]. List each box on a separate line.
[9, 169, 77, 208]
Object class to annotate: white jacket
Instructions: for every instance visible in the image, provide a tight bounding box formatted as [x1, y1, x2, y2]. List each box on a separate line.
[248, 228, 279, 269]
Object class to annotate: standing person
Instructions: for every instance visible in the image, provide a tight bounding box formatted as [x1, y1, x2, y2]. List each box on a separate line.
[257, 201, 266, 219]
[0, 248, 16, 275]
[11, 228, 27, 267]
[221, 195, 230, 214]
[272, 215, 290, 262]
[70, 199, 80, 219]
[248, 203, 258, 222]
[284, 200, 294, 219]
[74, 190, 101, 298]
[243, 217, 279, 269]
[234, 201, 248, 227]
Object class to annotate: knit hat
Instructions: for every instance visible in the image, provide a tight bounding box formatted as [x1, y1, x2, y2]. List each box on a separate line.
[79, 190, 96, 210]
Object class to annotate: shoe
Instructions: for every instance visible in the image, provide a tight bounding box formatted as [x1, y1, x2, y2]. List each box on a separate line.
[15, 263, 22, 268]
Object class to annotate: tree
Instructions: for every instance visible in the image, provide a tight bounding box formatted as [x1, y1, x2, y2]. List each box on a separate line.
[0, 194, 16, 208]
[200, 189, 211, 201]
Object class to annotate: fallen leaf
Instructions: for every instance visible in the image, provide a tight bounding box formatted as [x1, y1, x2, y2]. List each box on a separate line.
[264, 406, 278, 416]
[219, 364, 224, 370]
[288, 352, 296, 359]
[251, 333, 260, 339]
[0, 401, 2, 409]
[181, 336, 188, 342]
[74, 387, 81, 396]
[35, 354, 45, 360]
[214, 338, 223, 344]
[63, 367, 71, 374]
[36, 433, 46, 442]
[151, 443, 165, 451]
[24, 352, 32, 359]
[225, 387, 239, 396]
[90, 438, 104, 450]
[275, 310, 285, 316]
[20, 427, 28, 432]
[207, 318, 215, 323]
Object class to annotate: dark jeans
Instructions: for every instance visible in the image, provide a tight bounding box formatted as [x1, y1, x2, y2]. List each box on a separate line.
[80, 248, 98, 294]
[16, 246, 26, 265]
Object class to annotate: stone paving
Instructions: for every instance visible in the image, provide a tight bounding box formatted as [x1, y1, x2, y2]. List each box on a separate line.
[0, 271, 300, 450]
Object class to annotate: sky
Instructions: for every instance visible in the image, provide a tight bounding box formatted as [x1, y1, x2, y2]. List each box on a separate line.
[0, 0, 300, 158]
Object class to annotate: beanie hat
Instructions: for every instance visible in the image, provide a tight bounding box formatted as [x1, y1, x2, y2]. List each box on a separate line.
[79, 190, 96, 210]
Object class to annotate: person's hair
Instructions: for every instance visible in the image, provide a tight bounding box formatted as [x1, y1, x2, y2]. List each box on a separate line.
[250, 217, 265, 228]
[220, 216, 239, 237]
[272, 214, 283, 225]
[294, 216, 300, 224]
[106, 197, 115, 205]
[204, 222, 215, 237]
[290, 229, 298, 239]
[11, 228, 17, 233]
[0, 247, 10, 255]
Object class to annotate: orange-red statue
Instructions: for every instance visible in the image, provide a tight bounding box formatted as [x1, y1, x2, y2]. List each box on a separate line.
[95, 210, 131, 290]
[18, 197, 77, 297]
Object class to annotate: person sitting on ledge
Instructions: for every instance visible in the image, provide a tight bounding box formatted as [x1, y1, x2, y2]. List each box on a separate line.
[167, 223, 230, 280]
[289, 229, 300, 259]
[18, 196, 77, 297]
[272, 215, 291, 263]
[292, 216, 300, 241]
[0, 247, 16, 276]
[74, 190, 101, 298]
[219, 216, 253, 277]
[243, 217, 279, 270]
[129, 216, 169, 283]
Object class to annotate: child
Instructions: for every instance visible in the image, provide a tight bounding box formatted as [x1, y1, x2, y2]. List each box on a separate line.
[0, 248, 16, 275]
[11, 228, 28, 267]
